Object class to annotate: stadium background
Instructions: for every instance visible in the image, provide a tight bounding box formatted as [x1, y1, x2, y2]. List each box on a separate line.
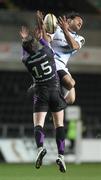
[0, 0, 101, 179]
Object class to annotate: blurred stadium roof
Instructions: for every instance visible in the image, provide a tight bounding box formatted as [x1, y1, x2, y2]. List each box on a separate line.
[0, 0, 100, 15]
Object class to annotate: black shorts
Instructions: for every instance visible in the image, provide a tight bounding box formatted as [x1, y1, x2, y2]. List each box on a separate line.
[33, 85, 67, 112]
[57, 70, 67, 82]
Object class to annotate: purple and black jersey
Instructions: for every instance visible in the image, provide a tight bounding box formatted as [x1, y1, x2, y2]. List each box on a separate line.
[21, 38, 67, 112]
[22, 42, 59, 87]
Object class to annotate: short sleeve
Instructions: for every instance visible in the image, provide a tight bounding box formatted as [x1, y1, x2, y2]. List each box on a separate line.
[75, 35, 85, 49]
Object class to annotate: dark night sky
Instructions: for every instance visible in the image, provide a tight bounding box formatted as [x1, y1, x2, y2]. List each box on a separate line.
[9, 0, 99, 15]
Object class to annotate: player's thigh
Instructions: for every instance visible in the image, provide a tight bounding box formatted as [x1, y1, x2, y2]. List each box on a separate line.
[65, 87, 76, 104]
[52, 110, 64, 128]
[58, 70, 75, 90]
[69, 87, 76, 99]
[33, 112, 47, 127]
[49, 89, 67, 112]
[62, 74, 75, 90]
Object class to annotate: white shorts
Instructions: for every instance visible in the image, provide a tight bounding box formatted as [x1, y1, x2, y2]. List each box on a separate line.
[55, 59, 71, 76]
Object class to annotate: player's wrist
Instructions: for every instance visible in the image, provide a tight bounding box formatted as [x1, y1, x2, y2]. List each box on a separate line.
[39, 38, 49, 47]
[39, 38, 46, 45]
[22, 35, 33, 42]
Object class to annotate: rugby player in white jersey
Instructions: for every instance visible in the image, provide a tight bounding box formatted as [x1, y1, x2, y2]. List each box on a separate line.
[51, 12, 85, 104]
[37, 11, 85, 104]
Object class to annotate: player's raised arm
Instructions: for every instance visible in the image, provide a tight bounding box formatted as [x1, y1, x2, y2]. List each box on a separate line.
[33, 26, 51, 48]
[36, 10, 44, 29]
[20, 26, 34, 55]
[58, 16, 80, 50]
[20, 26, 33, 42]
[35, 10, 52, 43]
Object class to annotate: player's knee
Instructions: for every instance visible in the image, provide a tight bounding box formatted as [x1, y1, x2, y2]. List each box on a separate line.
[53, 120, 64, 128]
[68, 96, 75, 104]
[71, 79, 75, 87]
[65, 92, 76, 104]
[34, 125, 43, 134]
[67, 79, 75, 90]
[62, 77, 75, 90]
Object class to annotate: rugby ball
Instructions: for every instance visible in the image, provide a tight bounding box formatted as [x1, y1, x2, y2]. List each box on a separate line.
[43, 13, 58, 34]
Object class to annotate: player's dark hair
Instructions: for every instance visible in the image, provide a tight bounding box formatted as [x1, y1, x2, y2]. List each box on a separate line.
[66, 11, 83, 20]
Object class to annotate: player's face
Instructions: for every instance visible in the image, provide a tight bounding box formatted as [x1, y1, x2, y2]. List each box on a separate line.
[69, 16, 83, 32]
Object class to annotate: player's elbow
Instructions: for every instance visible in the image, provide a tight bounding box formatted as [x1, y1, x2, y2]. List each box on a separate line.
[72, 41, 80, 50]
[70, 78, 75, 88]
[72, 44, 80, 50]
[66, 94, 76, 104]
[66, 78, 75, 90]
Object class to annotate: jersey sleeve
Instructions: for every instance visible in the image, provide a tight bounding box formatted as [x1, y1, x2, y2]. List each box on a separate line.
[39, 38, 55, 54]
[39, 38, 49, 47]
[75, 35, 85, 49]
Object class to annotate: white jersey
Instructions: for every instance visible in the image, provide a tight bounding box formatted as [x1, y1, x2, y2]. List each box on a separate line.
[50, 26, 85, 72]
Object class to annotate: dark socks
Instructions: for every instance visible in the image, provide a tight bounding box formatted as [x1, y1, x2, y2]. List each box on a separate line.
[34, 125, 45, 148]
[56, 126, 65, 155]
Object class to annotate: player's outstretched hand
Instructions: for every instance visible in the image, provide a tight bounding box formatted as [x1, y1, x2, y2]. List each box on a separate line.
[33, 26, 43, 40]
[35, 10, 44, 30]
[20, 26, 29, 39]
[58, 16, 69, 31]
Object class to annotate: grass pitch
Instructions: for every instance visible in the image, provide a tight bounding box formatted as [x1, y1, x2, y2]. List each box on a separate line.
[0, 163, 101, 180]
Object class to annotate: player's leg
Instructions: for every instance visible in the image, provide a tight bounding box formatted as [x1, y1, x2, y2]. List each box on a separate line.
[33, 87, 49, 169]
[61, 72, 75, 90]
[64, 87, 76, 104]
[52, 110, 66, 173]
[49, 86, 67, 172]
[33, 112, 47, 169]
[58, 69, 76, 104]
[27, 83, 35, 99]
